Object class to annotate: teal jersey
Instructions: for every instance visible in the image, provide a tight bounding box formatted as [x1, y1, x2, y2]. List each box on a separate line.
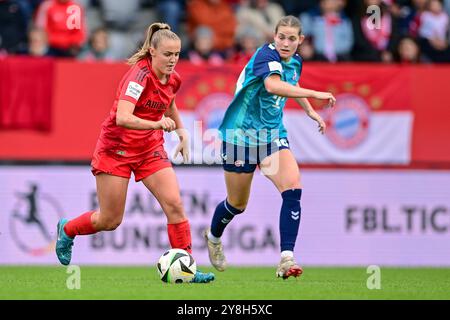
[219, 43, 303, 146]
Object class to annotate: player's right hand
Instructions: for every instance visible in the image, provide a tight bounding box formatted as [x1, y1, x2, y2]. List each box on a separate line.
[157, 117, 176, 132]
[314, 91, 336, 107]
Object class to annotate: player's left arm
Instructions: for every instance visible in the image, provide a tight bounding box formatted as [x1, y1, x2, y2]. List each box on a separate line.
[294, 84, 331, 135]
[165, 99, 190, 163]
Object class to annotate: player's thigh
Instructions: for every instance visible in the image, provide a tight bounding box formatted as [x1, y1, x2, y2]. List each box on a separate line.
[260, 149, 301, 193]
[141, 167, 185, 222]
[224, 171, 254, 210]
[95, 173, 130, 223]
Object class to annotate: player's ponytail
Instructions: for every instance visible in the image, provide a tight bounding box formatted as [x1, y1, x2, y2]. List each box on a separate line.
[127, 22, 180, 65]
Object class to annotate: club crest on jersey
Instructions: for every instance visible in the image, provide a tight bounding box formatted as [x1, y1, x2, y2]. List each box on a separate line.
[234, 160, 245, 167]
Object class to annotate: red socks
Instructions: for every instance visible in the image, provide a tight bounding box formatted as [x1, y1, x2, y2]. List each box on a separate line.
[63, 211, 97, 238]
[64, 212, 192, 255]
[167, 220, 192, 254]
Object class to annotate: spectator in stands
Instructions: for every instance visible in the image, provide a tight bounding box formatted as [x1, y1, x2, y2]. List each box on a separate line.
[0, 0, 29, 54]
[36, 0, 86, 57]
[297, 38, 315, 61]
[407, 0, 428, 37]
[15, 0, 34, 23]
[395, 36, 424, 63]
[187, 26, 224, 66]
[344, 0, 362, 17]
[417, 0, 450, 62]
[231, 25, 262, 64]
[351, 0, 399, 62]
[27, 28, 49, 57]
[300, 0, 354, 62]
[157, 0, 185, 34]
[78, 27, 115, 61]
[25, 0, 46, 12]
[187, 0, 237, 56]
[446, 0, 450, 15]
[236, 0, 285, 43]
[390, 0, 414, 36]
[278, 0, 316, 16]
[98, 0, 139, 30]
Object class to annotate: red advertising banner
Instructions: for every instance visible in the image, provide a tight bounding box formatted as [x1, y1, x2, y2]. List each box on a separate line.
[0, 57, 54, 131]
[0, 58, 449, 166]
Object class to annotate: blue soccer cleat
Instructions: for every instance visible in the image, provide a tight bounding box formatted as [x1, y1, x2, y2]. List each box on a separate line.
[56, 218, 74, 266]
[191, 270, 215, 283]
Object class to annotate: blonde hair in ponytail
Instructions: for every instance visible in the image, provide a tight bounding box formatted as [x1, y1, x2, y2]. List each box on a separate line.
[127, 22, 180, 65]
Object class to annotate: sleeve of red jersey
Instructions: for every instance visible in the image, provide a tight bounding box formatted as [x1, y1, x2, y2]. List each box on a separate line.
[118, 64, 151, 105]
[173, 71, 182, 94]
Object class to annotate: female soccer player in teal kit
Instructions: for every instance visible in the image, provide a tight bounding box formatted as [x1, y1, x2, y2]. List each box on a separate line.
[203, 16, 336, 279]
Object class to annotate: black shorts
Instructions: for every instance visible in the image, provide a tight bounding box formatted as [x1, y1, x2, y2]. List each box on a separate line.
[221, 138, 290, 173]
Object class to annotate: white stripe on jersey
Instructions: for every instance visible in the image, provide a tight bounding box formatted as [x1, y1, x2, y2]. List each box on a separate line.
[235, 67, 246, 95]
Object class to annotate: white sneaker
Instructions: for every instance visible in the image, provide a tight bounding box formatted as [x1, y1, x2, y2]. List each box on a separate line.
[276, 256, 303, 279]
[203, 228, 227, 272]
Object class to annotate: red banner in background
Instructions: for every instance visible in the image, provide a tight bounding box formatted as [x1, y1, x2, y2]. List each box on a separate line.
[174, 63, 412, 111]
[0, 58, 449, 166]
[300, 63, 412, 111]
[0, 57, 54, 131]
[172, 63, 415, 164]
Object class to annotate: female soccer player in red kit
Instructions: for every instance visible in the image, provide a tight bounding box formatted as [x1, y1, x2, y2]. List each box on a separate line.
[55, 23, 214, 283]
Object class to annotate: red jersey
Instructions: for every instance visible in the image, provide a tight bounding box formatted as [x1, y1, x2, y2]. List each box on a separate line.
[44, 0, 86, 49]
[95, 58, 181, 159]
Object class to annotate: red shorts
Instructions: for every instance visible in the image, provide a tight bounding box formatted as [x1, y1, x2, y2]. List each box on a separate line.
[91, 145, 172, 182]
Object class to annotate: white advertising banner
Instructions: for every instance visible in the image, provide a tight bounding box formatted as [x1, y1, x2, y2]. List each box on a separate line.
[1, 166, 449, 266]
[165, 93, 414, 165]
[285, 110, 414, 164]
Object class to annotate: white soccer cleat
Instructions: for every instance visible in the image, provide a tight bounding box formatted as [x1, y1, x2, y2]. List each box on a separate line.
[203, 228, 227, 272]
[276, 256, 303, 280]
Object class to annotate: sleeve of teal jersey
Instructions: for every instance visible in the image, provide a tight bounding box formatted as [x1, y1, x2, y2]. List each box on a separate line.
[293, 54, 303, 84]
[252, 44, 283, 80]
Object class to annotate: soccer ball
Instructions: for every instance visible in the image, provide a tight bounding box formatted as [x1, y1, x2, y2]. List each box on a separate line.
[157, 248, 197, 283]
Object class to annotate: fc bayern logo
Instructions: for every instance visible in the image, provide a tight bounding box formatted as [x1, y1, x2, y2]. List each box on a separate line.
[323, 93, 370, 149]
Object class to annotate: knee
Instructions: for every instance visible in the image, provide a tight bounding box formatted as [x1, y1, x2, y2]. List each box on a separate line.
[226, 198, 247, 212]
[103, 220, 121, 231]
[164, 198, 185, 221]
[95, 214, 123, 231]
[279, 176, 301, 193]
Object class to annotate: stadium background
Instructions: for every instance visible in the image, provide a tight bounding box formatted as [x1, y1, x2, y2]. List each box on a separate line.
[1, 0, 450, 299]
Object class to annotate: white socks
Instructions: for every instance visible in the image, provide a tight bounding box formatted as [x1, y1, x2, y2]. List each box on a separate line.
[281, 250, 294, 258]
[208, 230, 221, 244]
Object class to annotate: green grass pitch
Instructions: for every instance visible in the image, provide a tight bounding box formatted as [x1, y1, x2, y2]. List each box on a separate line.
[1, 266, 449, 300]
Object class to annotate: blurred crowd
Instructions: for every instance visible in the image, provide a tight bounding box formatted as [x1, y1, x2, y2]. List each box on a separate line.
[1, 0, 450, 64]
